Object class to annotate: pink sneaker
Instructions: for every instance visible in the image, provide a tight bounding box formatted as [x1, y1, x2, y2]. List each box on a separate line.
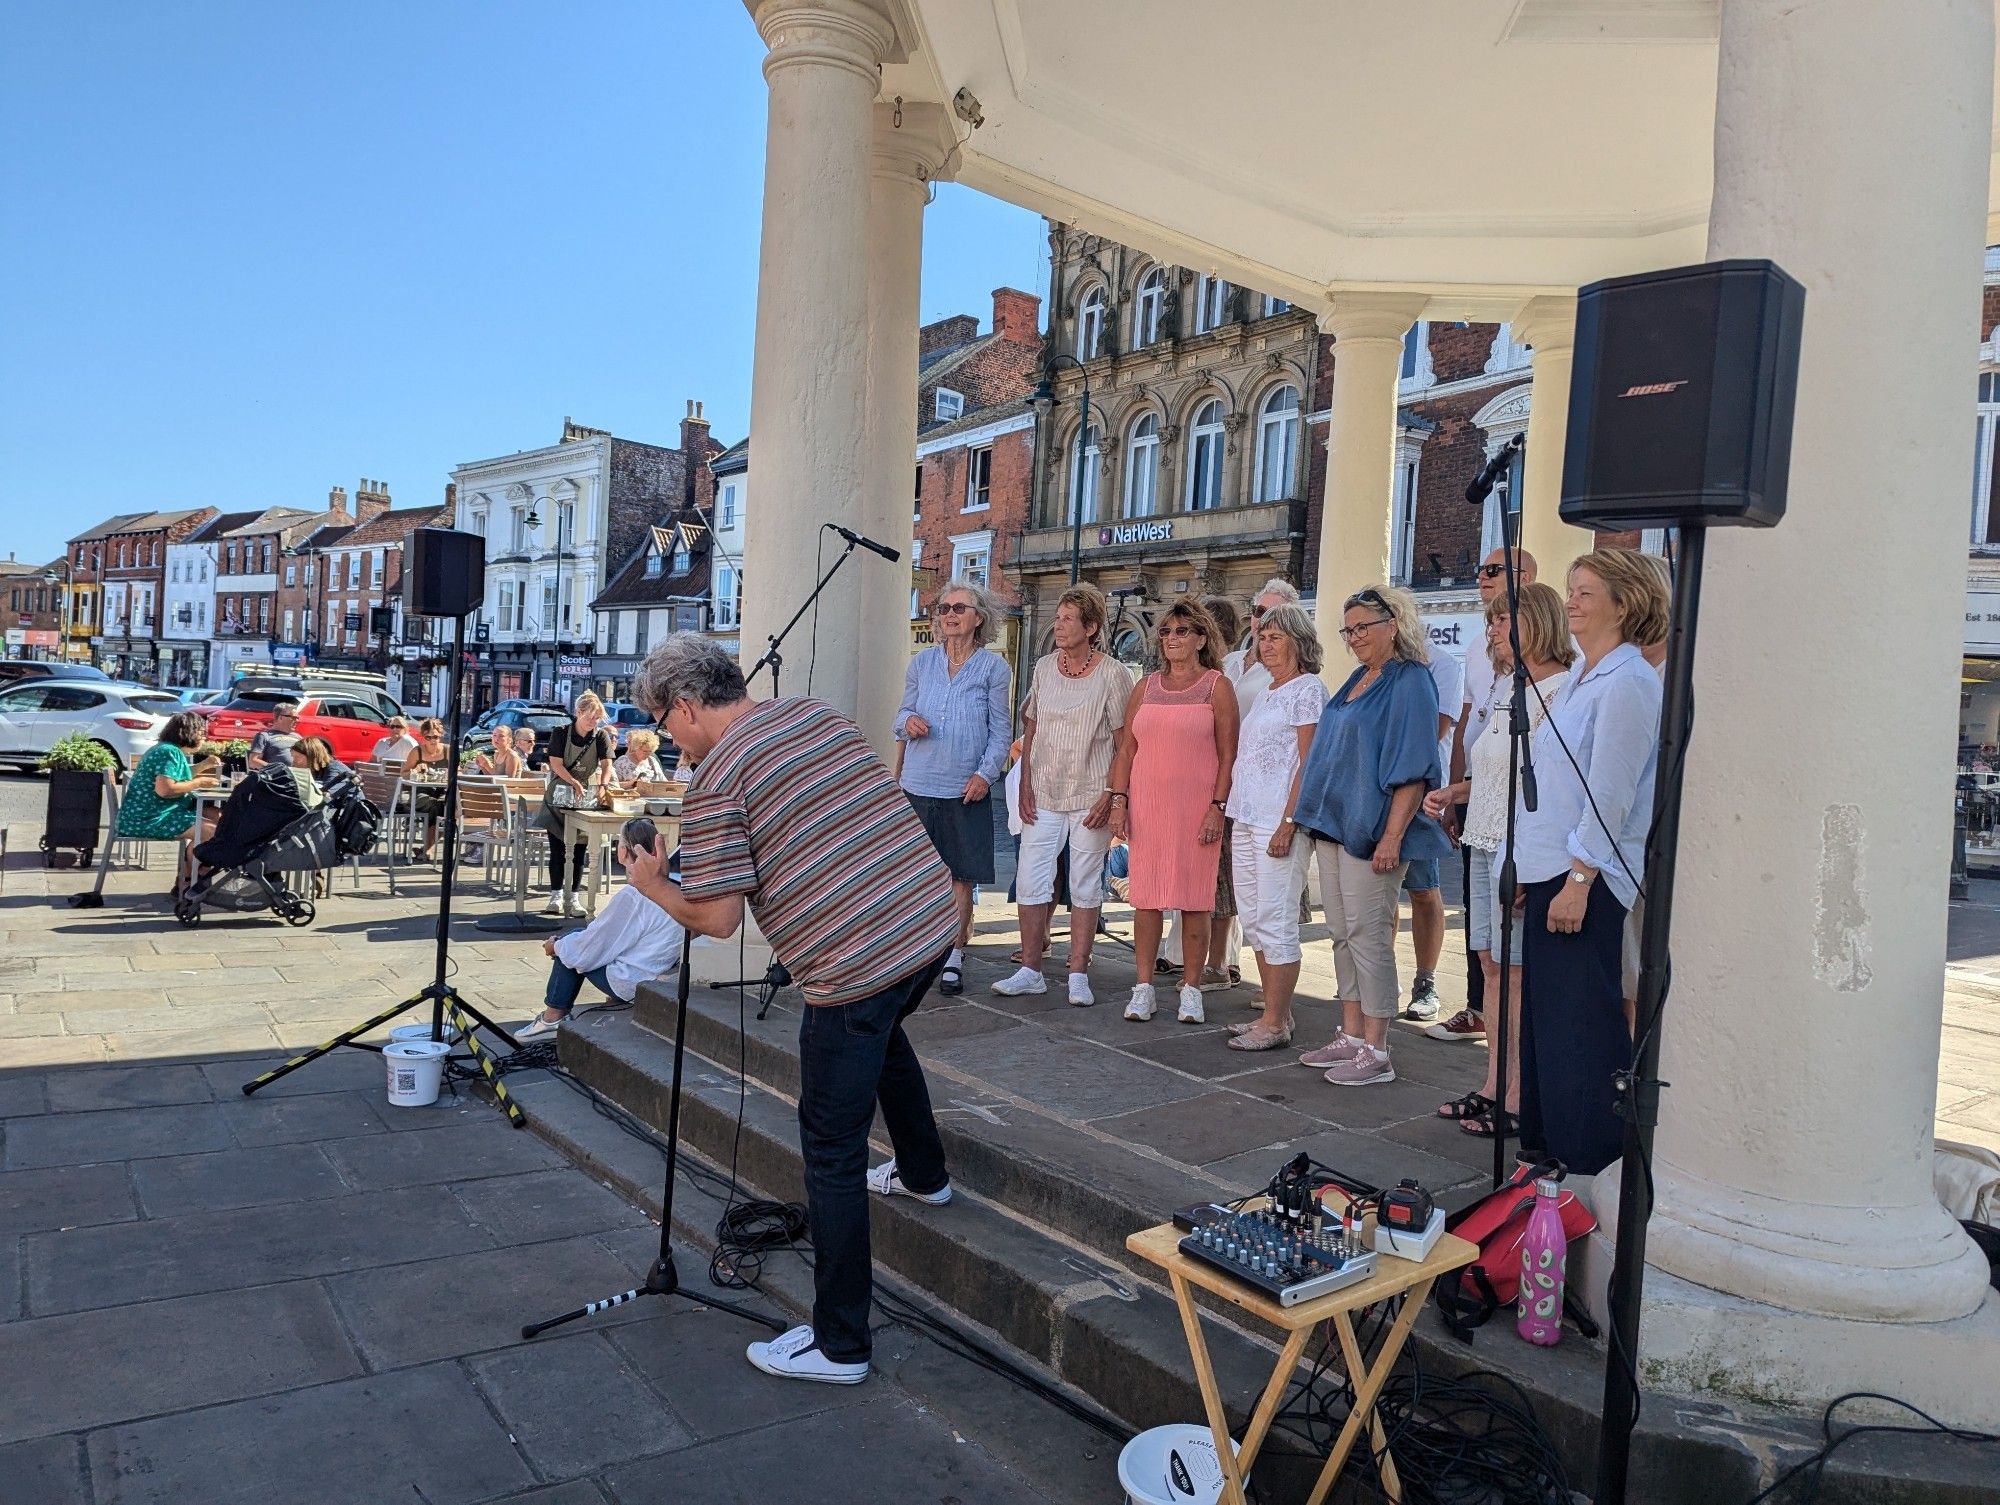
[1297, 1033, 1364, 1069]
[1323, 1045, 1396, 1087]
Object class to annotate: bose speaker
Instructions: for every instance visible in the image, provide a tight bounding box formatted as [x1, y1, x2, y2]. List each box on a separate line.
[402, 528, 486, 618]
[1560, 258, 1805, 530]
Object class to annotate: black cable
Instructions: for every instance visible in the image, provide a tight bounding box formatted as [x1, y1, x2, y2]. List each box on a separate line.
[1740, 1392, 1999, 1505]
[806, 526, 830, 698]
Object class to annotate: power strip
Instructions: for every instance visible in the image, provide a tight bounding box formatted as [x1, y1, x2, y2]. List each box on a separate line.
[1372, 1206, 1446, 1262]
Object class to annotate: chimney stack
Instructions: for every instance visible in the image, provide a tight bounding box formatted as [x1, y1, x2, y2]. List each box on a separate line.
[354, 477, 391, 525]
[991, 287, 1043, 345]
[680, 399, 712, 458]
[329, 485, 349, 517]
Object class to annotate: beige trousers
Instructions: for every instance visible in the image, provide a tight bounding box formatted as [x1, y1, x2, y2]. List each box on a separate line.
[1312, 840, 1407, 1020]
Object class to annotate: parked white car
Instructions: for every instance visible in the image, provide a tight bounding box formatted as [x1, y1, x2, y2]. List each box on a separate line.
[0, 681, 181, 772]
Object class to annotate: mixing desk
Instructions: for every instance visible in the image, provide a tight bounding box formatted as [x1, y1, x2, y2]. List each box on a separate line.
[1174, 1204, 1377, 1306]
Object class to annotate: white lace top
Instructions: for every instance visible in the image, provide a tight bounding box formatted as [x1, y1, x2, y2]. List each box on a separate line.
[1462, 669, 1571, 851]
[1225, 672, 1328, 830]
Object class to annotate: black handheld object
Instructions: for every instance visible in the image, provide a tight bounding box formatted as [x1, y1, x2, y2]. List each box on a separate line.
[1465, 434, 1523, 506]
[827, 524, 901, 563]
[1380, 1179, 1436, 1236]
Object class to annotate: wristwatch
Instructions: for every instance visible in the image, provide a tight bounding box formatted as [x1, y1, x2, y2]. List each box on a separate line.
[1569, 868, 1593, 885]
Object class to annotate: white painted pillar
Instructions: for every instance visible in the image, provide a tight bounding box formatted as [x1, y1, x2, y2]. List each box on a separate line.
[1312, 294, 1427, 648]
[740, 0, 897, 711]
[856, 101, 955, 758]
[1628, 0, 1997, 1415]
[1512, 294, 1595, 579]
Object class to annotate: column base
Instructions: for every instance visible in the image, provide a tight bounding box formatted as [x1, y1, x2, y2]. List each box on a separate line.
[691, 915, 774, 987]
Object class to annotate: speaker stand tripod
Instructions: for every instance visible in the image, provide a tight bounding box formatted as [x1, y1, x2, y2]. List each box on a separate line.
[240, 612, 526, 1124]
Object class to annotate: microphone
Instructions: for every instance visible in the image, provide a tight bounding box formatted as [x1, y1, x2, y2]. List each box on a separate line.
[1465, 434, 1523, 506]
[828, 524, 900, 563]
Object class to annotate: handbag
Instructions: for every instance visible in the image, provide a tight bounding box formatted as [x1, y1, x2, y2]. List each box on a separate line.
[1431, 1158, 1599, 1341]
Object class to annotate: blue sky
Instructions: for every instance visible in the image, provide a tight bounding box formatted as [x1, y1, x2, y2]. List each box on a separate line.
[0, 1, 1046, 565]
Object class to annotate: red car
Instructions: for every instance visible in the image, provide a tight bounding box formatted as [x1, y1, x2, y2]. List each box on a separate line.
[202, 690, 398, 767]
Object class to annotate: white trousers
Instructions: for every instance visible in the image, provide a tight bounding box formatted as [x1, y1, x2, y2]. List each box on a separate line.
[1231, 825, 1311, 966]
[1015, 807, 1112, 908]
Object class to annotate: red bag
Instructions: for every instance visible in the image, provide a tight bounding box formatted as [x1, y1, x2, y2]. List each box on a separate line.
[1432, 1159, 1598, 1340]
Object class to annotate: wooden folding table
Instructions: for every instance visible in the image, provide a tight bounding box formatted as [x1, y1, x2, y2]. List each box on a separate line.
[1126, 1210, 1476, 1505]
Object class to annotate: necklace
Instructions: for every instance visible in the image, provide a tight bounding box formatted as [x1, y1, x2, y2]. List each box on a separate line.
[1056, 648, 1097, 679]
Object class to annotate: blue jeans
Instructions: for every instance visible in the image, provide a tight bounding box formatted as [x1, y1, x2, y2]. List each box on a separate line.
[544, 958, 618, 1015]
[796, 949, 950, 1363]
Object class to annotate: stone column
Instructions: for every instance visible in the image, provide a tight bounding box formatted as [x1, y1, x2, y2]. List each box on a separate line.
[1312, 294, 1427, 648]
[1625, 0, 1998, 1422]
[739, 0, 898, 712]
[1512, 294, 1595, 580]
[856, 101, 955, 757]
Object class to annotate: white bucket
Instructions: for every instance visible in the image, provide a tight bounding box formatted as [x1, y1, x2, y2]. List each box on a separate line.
[1116, 1424, 1241, 1505]
[383, 1040, 451, 1107]
[388, 1022, 460, 1048]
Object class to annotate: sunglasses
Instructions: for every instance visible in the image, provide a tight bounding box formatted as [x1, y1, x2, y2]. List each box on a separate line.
[1157, 624, 1203, 638]
[1250, 605, 1267, 618]
[1343, 588, 1387, 611]
[1475, 563, 1508, 580]
[933, 601, 973, 616]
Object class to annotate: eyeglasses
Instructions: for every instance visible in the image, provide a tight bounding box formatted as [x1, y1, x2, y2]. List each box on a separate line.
[1475, 564, 1508, 580]
[1249, 605, 1267, 618]
[1343, 588, 1387, 611]
[1157, 624, 1202, 638]
[933, 602, 972, 616]
[1337, 618, 1393, 641]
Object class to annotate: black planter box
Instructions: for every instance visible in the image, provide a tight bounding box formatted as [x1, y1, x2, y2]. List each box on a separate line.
[43, 768, 106, 866]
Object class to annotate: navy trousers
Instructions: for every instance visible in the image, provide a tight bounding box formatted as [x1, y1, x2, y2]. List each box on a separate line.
[1518, 876, 1631, 1176]
[795, 950, 950, 1363]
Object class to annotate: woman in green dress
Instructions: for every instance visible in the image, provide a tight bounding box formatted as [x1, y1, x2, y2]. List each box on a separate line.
[119, 713, 223, 883]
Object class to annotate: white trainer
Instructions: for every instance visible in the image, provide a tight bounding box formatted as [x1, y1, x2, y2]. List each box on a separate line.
[518, 1011, 563, 1041]
[746, 1324, 869, 1385]
[562, 890, 583, 918]
[541, 890, 566, 916]
[1123, 983, 1157, 1021]
[1176, 986, 1206, 1024]
[1067, 973, 1095, 1007]
[866, 1159, 952, 1205]
[990, 967, 1048, 997]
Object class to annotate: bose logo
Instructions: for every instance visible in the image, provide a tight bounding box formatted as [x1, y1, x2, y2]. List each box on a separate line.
[1618, 381, 1689, 398]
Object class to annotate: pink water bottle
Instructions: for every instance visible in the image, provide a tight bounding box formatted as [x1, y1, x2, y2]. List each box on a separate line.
[1515, 1178, 1566, 1347]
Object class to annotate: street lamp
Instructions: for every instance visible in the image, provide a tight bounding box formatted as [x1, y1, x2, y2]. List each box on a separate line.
[282, 545, 323, 665]
[523, 502, 564, 700]
[1030, 354, 1097, 585]
[40, 565, 70, 664]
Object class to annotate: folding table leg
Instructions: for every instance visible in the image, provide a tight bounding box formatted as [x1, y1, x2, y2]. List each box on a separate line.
[1168, 1271, 1253, 1505]
[1304, 1279, 1434, 1505]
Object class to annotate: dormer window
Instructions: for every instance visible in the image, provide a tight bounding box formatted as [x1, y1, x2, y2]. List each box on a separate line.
[645, 552, 663, 578]
[934, 388, 964, 422]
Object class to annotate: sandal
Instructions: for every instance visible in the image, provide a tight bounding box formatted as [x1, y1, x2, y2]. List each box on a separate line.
[1227, 1021, 1294, 1052]
[1198, 967, 1233, 993]
[939, 962, 964, 996]
[1437, 1090, 1493, 1122]
[1461, 1107, 1520, 1139]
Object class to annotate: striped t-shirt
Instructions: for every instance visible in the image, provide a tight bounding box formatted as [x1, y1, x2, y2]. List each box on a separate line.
[680, 697, 958, 1007]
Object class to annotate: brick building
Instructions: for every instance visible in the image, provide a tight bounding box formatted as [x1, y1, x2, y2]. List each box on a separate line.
[314, 495, 451, 688]
[210, 507, 325, 680]
[92, 509, 217, 683]
[62, 514, 149, 666]
[0, 557, 64, 661]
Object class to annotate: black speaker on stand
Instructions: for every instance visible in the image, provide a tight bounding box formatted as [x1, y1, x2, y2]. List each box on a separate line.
[1559, 259, 1804, 1505]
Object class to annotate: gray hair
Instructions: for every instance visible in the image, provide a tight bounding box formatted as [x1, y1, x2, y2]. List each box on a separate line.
[634, 632, 747, 716]
[1252, 602, 1324, 675]
[936, 580, 1001, 649]
[1254, 577, 1300, 606]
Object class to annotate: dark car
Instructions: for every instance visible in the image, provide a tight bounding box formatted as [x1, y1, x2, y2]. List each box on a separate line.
[463, 704, 574, 768]
[0, 659, 113, 687]
[602, 700, 659, 755]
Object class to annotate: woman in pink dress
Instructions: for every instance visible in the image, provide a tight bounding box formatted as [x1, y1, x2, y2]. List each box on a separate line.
[1107, 600, 1239, 1025]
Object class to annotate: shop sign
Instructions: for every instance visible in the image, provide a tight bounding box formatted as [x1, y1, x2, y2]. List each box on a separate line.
[1099, 519, 1174, 547]
[1420, 609, 1484, 668]
[1967, 589, 2000, 654]
[3, 630, 21, 646]
[22, 630, 58, 648]
[401, 645, 422, 662]
[557, 653, 591, 677]
[272, 644, 307, 667]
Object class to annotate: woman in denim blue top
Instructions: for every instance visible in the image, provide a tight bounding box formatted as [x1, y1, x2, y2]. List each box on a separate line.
[1291, 585, 1452, 1088]
[896, 581, 1013, 995]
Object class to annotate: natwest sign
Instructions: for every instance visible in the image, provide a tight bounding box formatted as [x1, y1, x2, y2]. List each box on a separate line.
[1099, 519, 1174, 547]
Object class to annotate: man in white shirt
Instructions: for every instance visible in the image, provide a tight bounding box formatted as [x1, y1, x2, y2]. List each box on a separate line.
[520, 818, 685, 1039]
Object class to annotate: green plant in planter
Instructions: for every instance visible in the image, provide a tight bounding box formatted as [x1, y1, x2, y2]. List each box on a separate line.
[39, 733, 118, 774]
[194, 741, 226, 761]
[221, 739, 251, 761]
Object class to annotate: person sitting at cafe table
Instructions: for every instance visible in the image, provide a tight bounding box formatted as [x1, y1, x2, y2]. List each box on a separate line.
[119, 711, 222, 894]
[248, 699, 302, 770]
[402, 717, 451, 860]
[476, 724, 525, 777]
[613, 728, 668, 785]
[515, 725, 547, 772]
[370, 715, 416, 765]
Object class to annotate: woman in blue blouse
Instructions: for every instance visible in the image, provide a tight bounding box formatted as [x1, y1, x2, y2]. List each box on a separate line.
[896, 581, 1013, 995]
[1291, 586, 1452, 1087]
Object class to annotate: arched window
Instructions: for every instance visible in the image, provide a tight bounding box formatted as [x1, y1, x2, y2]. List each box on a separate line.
[1124, 414, 1160, 518]
[1133, 267, 1166, 348]
[1255, 385, 1300, 503]
[1194, 276, 1229, 335]
[1068, 423, 1101, 525]
[1186, 400, 1225, 511]
[1076, 287, 1105, 360]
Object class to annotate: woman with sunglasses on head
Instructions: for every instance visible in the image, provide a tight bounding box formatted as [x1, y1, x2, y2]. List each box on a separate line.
[896, 582, 1012, 997]
[1107, 600, 1238, 1025]
[1291, 585, 1452, 1087]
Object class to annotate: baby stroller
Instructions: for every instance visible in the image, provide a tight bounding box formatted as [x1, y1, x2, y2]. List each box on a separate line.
[177, 765, 336, 927]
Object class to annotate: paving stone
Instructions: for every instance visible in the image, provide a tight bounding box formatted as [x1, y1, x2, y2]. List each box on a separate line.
[131, 1142, 349, 1217]
[24, 1183, 496, 1316]
[0, 1434, 86, 1505]
[607, 1303, 871, 1442]
[321, 1119, 565, 1191]
[1117, 1026, 1276, 1079]
[0, 1231, 17, 1320]
[129, 952, 219, 971]
[103, 1024, 282, 1061]
[218, 1088, 391, 1147]
[924, 1025, 1208, 1119]
[42, 1062, 215, 1112]
[1225, 1060, 1452, 1130]
[200, 1049, 385, 1099]
[1091, 1089, 1318, 1162]
[0, 1015, 66, 1040]
[326, 1234, 651, 1368]
[469, 1331, 693, 1478]
[469, 1484, 608, 1505]
[1204, 1125, 1479, 1201]
[0, 1036, 107, 1068]
[0, 1280, 363, 1446]
[2, 1101, 232, 1170]
[599, 1393, 1055, 1505]
[450, 1167, 651, 1245]
[86, 1360, 534, 1505]
[0, 1161, 137, 1235]
[0, 1073, 47, 1117]
[902, 1002, 1022, 1048]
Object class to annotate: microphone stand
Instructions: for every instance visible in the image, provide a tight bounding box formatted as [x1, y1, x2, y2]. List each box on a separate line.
[747, 525, 873, 699]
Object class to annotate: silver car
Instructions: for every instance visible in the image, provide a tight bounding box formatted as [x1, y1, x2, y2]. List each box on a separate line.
[0, 681, 182, 772]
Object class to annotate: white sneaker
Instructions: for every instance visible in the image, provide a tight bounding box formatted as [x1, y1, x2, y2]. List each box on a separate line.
[866, 1160, 952, 1205]
[746, 1324, 869, 1385]
[1123, 983, 1157, 1021]
[990, 967, 1048, 997]
[518, 1011, 564, 1041]
[562, 890, 582, 918]
[541, 891, 566, 916]
[1067, 973, 1095, 1007]
[1176, 986, 1206, 1025]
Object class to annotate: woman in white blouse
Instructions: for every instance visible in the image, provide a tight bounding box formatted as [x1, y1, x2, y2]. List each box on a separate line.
[1220, 603, 1327, 1051]
[1422, 582, 1573, 1136]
